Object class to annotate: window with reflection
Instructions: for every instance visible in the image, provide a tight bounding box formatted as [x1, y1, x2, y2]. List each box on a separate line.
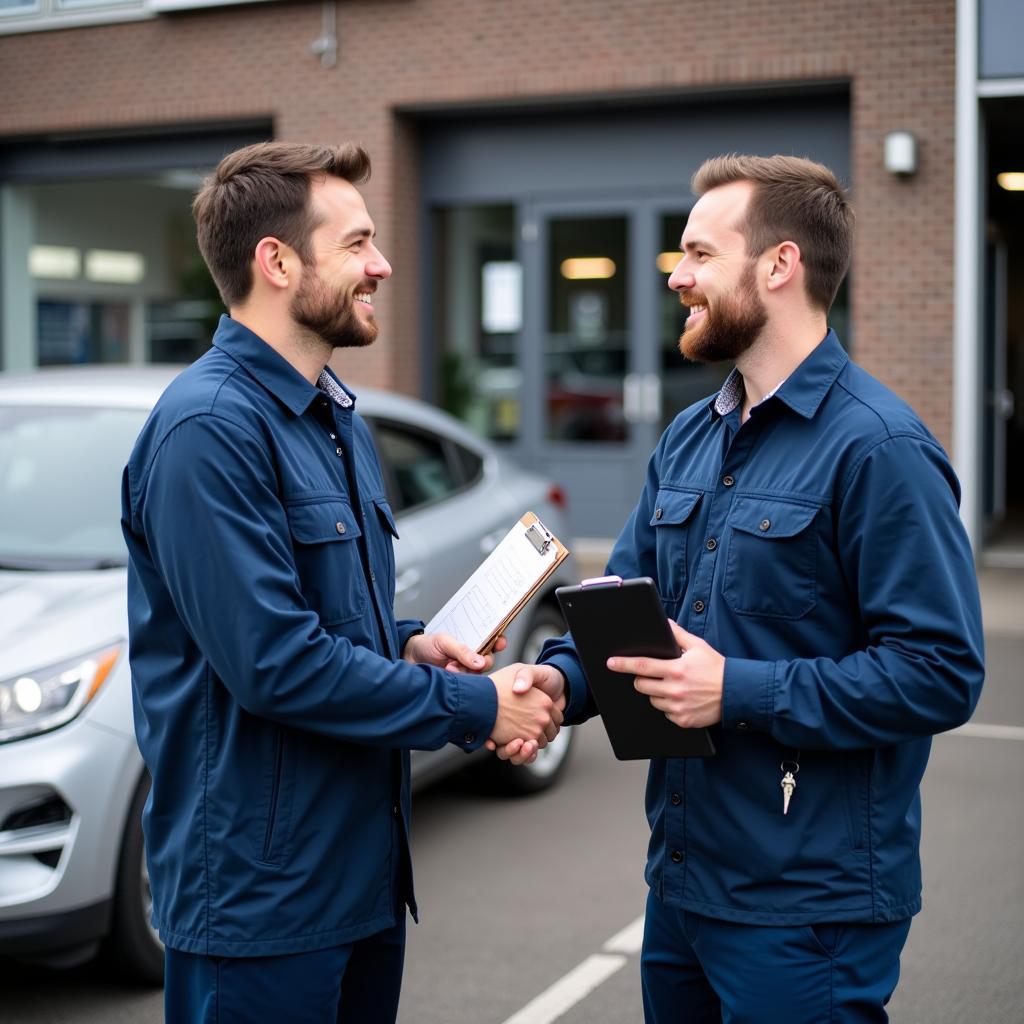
[433, 205, 520, 442]
[546, 216, 628, 442]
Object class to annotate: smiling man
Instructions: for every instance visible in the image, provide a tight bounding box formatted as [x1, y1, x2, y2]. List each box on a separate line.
[121, 142, 562, 1023]
[505, 154, 985, 1022]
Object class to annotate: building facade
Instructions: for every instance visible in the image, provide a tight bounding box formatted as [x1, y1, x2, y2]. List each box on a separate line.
[0, 0, 1019, 548]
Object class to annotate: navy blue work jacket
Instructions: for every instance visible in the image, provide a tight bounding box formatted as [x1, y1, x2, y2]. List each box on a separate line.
[122, 316, 497, 956]
[542, 331, 984, 925]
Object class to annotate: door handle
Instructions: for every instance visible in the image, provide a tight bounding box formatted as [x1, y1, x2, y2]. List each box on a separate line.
[623, 373, 642, 423]
[643, 373, 662, 424]
[395, 568, 422, 596]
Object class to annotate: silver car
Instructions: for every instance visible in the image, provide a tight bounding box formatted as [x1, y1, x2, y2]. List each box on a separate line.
[0, 365, 576, 983]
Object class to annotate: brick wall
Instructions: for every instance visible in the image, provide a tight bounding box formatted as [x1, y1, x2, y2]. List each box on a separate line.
[0, 0, 957, 449]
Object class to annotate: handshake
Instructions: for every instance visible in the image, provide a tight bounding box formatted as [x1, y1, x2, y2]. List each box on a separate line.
[485, 661, 568, 766]
[402, 630, 565, 765]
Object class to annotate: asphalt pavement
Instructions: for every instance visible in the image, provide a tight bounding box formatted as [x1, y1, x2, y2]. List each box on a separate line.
[1, 568, 1021, 1023]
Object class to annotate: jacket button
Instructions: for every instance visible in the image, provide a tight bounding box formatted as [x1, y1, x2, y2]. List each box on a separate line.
[737, 721, 749, 731]
[670, 792, 682, 806]
[392, 805, 400, 816]
[335, 522, 346, 534]
[759, 519, 771, 532]
[336, 447, 343, 457]
[705, 538, 717, 551]
[692, 599, 705, 613]
[671, 849, 685, 863]
[723, 475, 735, 487]
[655, 507, 664, 520]
[464, 733, 476, 745]
[369, 570, 376, 582]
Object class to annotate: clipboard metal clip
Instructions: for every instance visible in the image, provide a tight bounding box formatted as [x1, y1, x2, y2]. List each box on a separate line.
[525, 522, 553, 555]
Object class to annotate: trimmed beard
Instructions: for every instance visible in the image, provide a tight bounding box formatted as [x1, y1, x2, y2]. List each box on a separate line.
[291, 266, 378, 350]
[678, 260, 767, 364]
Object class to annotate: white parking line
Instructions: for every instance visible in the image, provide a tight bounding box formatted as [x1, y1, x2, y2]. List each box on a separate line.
[944, 722, 1024, 741]
[602, 914, 646, 955]
[500, 953, 629, 1024]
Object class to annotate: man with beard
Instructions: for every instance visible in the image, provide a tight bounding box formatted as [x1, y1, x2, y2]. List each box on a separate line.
[121, 142, 563, 1023]
[499, 154, 984, 1022]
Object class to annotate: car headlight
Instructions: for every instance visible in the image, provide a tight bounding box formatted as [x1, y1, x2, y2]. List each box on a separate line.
[0, 643, 123, 744]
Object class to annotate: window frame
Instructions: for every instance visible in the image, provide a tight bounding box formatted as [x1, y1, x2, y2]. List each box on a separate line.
[364, 415, 485, 517]
[0, 0, 272, 34]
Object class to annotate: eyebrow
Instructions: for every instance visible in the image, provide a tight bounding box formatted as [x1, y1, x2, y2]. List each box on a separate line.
[340, 226, 375, 244]
[681, 238, 717, 254]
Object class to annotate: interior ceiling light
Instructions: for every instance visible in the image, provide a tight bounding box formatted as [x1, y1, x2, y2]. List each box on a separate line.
[656, 252, 681, 274]
[560, 258, 616, 280]
[997, 172, 1024, 191]
[85, 249, 145, 284]
[29, 245, 80, 280]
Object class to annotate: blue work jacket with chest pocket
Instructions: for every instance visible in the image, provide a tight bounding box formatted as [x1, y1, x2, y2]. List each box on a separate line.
[122, 316, 497, 957]
[541, 331, 985, 925]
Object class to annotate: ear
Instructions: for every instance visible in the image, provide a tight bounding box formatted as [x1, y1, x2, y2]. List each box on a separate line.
[764, 240, 801, 294]
[252, 236, 299, 292]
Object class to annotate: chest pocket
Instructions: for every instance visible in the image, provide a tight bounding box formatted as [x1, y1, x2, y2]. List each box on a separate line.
[285, 497, 365, 626]
[722, 496, 821, 619]
[650, 489, 703, 605]
[367, 498, 400, 602]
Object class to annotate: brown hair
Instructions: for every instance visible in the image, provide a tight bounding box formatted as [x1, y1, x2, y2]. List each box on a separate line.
[192, 141, 371, 307]
[691, 154, 854, 312]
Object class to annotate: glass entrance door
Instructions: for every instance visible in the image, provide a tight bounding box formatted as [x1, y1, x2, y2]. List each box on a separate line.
[523, 205, 662, 538]
[544, 215, 629, 445]
[432, 201, 713, 539]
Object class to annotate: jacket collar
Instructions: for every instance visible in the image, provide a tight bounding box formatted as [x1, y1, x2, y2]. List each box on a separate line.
[709, 329, 848, 422]
[211, 315, 355, 416]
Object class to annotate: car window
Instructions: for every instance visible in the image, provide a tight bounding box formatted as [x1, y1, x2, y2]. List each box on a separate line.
[371, 419, 463, 514]
[0, 405, 147, 569]
[451, 442, 484, 487]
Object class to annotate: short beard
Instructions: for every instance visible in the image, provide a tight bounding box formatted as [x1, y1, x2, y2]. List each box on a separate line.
[678, 261, 767, 364]
[291, 267, 378, 350]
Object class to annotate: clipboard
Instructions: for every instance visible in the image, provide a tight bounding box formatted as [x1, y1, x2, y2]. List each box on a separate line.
[555, 576, 716, 760]
[425, 512, 570, 655]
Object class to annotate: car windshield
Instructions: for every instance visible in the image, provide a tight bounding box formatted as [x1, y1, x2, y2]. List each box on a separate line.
[0, 404, 148, 570]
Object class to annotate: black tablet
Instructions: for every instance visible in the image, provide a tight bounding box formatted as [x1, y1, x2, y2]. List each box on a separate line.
[556, 576, 716, 760]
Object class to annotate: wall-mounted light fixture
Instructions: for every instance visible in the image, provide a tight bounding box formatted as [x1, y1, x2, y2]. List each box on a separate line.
[656, 252, 681, 274]
[997, 172, 1024, 191]
[28, 245, 80, 280]
[884, 131, 918, 176]
[560, 257, 616, 280]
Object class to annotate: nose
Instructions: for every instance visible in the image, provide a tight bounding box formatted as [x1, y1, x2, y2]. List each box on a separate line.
[367, 245, 392, 280]
[667, 260, 693, 292]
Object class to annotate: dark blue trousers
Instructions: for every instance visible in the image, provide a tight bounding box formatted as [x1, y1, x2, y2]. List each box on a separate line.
[641, 890, 911, 1024]
[164, 916, 406, 1024]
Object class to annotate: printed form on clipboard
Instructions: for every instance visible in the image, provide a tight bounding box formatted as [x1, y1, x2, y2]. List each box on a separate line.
[425, 512, 570, 655]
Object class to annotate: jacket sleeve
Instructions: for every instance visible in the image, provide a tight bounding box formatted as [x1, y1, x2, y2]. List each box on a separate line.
[540, 443, 665, 724]
[130, 413, 497, 751]
[722, 433, 985, 749]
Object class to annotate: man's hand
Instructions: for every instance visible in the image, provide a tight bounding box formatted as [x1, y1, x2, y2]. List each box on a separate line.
[403, 632, 507, 674]
[607, 620, 724, 728]
[488, 662, 563, 752]
[487, 664, 567, 765]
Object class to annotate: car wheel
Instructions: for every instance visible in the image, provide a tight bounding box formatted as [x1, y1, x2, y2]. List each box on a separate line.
[479, 604, 574, 796]
[105, 772, 164, 985]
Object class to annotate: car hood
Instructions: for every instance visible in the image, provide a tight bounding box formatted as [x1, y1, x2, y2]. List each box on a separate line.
[0, 570, 126, 675]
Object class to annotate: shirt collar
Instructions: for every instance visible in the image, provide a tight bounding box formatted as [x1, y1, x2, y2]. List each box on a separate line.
[211, 315, 356, 415]
[708, 329, 848, 421]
